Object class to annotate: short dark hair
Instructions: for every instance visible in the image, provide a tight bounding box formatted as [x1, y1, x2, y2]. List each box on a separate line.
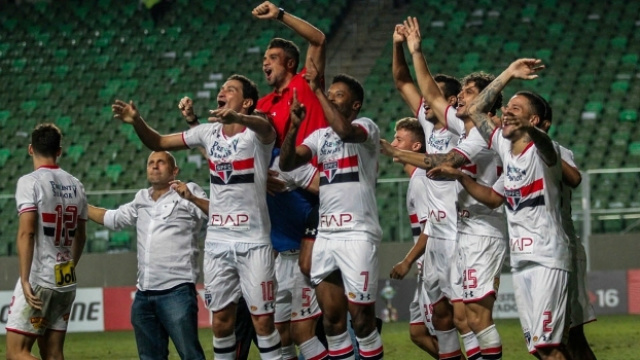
[332, 74, 364, 106]
[395, 117, 426, 153]
[461, 72, 503, 115]
[228, 74, 259, 114]
[31, 123, 62, 158]
[434, 74, 461, 100]
[514, 90, 547, 119]
[267, 38, 300, 72]
[532, 92, 552, 123]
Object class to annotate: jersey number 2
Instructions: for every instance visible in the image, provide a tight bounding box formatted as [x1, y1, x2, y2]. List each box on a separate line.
[43, 205, 78, 246]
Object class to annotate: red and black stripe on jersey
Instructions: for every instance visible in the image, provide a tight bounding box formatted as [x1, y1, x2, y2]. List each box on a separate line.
[504, 178, 545, 211]
[209, 158, 255, 185]
[319, 155, 359, 186]
[409, 213, 421, 236]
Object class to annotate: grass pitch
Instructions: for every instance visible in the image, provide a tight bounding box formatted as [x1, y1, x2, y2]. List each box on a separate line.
[1, 315, 638, 359]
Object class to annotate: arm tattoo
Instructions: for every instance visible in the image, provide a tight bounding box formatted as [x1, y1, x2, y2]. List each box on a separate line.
[423, 151, 468, 170]
[470, 112, 495, 144]
[280, 126, 300, 170]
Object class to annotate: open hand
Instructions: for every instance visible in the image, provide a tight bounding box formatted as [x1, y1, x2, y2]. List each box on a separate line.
[403, 16, 422, 54]
[112, 100, 140, 124]
[507, 58, 545, 80]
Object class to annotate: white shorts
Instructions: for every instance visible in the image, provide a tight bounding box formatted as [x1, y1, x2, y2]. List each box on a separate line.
[512, 266, 569, 354]
[423, 236, 460, 304]
[203, 242, 276, 315]
[569, 244, 596, 327]
[274, 250, 321, 323]
[310, 236, 379, 304]
[458, 233, 507, 303]
[5, 281, 75, 336]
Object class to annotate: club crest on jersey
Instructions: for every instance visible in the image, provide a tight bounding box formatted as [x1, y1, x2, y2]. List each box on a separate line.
[428, 133, 452, 151]
[215, 163, 233, 184]
[505, 188, 522, 209]
[506, 164, 526, 182]
[322, 161, 338, 183]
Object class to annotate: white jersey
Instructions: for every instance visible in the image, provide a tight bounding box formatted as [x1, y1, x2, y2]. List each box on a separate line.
[270, 154, 317, 191]
[557, 144, 582, 257]
[417, 103, 459, 239]
[407, 168, 429, 242]
[302, 117, 381, 241]
[182, 123, 274, 245]
[454, 127, 507, 238]
[15, 165, 88, 292]
[489, 129, 570, 271]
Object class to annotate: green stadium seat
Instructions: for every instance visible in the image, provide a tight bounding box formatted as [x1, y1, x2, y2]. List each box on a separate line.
[619, 110, 638, 122]
[20, 100, 37, 115]
[109, 230, 131, 249]
[66, 145, 84, 164]
[611, 80, 629, 93]
[0, 148, 10, 166]
[106, 164, 123, 183]
[0, 110, 10, 127]
[629, 142, 640, 156]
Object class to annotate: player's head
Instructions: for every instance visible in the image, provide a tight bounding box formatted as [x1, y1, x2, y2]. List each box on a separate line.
[30, 123, 62, 159]
[392, 117, 425, 153]
[531, 92, 552, 133]
[328, 74, 364, 120]
[457, 72, 502, 118]
[217, 75, 259, 115]
[423, 74, 461, 122]
[263, 38, 300, 88]
[146, 151, 179, 187]
[501, 90, 546, 140]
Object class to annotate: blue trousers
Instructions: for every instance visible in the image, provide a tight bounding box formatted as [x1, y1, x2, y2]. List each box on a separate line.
[131, 283, 205, 360]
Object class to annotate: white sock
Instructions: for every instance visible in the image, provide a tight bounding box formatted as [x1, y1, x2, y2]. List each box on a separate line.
[299, 336, 329, 360]
[281, 344, 297, 360]
[435, 328, 462, 360]
[256, 329, 282, 360]
[477, 324, 502, 360]
[356, 329, 384, 360]
[461, 331, 482, 360]
[213, 333, 236, 360]
[326, 331, 355, 360]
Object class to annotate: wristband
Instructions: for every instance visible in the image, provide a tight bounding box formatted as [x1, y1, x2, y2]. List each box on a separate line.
[277, 7, 285, 21]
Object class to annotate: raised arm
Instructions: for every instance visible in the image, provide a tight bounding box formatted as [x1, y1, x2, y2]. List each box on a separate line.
[279, 88, 313, 171]
[252, 1, 326, 74]
[404, 17, 449, 127]
[306, 61, 367, 143]
[525, 126, 557, 166]
[466, 58, 545, 143]
[112, 100, 188, 151]
[208, 109, 276, 145]
[428, 165, 504, 209]
[170, 180, 210, 215]
[380, 140, 468, 170]
[392, 24, 422, 114]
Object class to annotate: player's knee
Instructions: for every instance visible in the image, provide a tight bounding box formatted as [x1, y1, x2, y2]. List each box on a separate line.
[350, 312, 377, 337]
[252, 314, 276, 336]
